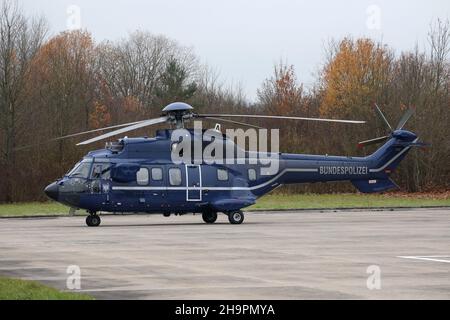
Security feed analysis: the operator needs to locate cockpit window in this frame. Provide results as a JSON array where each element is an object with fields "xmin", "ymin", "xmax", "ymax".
[
  {"xmin": 91, "ymin": 163, "xmax": 111, "ymax": 179},
  {"xmin": 68, "ymin": 162, "xmax": 91, "ymax": 179},
  {"xmin": 66, "ymin": 162, "xmax": 80, "ymax": 176}
]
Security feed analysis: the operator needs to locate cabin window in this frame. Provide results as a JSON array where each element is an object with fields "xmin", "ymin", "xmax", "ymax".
[
  {"xmin": 169, "ymin": 168, "xmax": 182, "ymax": 186},
  {"xmin": 136, "ymin": 168, "xmax": 149, "ymax": 185},
  {"xmin": 217, "ymin": 168, "xmax": 228, "ymax": 181},
  {"xmin": 151, "ymin": 167, "xmax": 163, "ymax": 181},
  {"xmin": 248, "ymin": 168, "xmax": 257, "ymax": 181}
]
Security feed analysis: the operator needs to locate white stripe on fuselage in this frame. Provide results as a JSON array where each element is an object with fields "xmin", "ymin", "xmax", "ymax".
[{"xmin": 369, "ymin": 138, "xmax": 418, "ymax": 173}]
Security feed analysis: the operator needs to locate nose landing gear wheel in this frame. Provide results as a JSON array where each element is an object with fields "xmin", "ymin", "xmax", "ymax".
[
  {"xmin": 228, "ymin": 210, "xmax": 244, "ymax": 224},
  {"xmin": 202, "ymin": 211, "xmax": 218, "ymax": 224},
  {"xmin": 86, "ymin": 214, "xmax": 101, "ymax": 227}
]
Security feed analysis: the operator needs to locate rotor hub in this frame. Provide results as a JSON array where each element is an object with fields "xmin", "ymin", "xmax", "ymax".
[{"xmin": 162, "ymin": 102, "xmax": 195, "ymax": 128}]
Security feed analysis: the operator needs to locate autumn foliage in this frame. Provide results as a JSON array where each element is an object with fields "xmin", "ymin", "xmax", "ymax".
[
  {"xmin": 320, "ymin": 38, "xmax": 392, "ymax": 119},
  {"xmin": 0, "ymin": 2, "xmax": 448, "ymax": 202}
]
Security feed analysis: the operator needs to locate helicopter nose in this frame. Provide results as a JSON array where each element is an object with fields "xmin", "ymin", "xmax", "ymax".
[{"xmin": 44, "ymin": 182, "xmax": 59, "ymax": 201}]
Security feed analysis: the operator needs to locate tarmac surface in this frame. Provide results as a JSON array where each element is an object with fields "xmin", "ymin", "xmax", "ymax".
[{"xmin": 0, "ymin": 208, "xmax": 449, "ymax": 299}]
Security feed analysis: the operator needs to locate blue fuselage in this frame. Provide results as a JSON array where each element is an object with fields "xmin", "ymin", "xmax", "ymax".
[{"xmin": 45, "ymin": 129, "xmax": 418, "ymax": 214}]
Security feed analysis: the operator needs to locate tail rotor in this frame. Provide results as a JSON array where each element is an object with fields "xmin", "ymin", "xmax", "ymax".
[
  {"xmin": 357, "ymin": 103, "xmax": 415, "ymax": 148},
  {"xmin": 395, "ymin": 105, "xmax": 415, "ymax": 130}
]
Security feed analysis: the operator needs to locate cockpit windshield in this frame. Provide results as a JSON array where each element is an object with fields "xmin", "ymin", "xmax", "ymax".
[{"xmin": 67, "ymin": 160, "xmax": 92, "ymax": 178}]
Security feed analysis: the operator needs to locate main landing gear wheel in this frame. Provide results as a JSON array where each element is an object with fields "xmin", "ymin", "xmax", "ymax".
[
  {"xmin": 202, "ymin": 211, "xmax": 218, "ymax": 224},
  {"xmin": 228, "ymin": 210, "xmax": 244, "ymax": 224},
  {"xmin": 86, "ymin": 214, "xmax": 101, "ymax": 227}
]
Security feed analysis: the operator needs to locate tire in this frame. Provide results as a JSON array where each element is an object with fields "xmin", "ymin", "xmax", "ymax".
[
  {"xmin": 202, "ymin": 211, "xmax": 218, "ymax": 224},
  {"xmin": 228, "ymin": 210, "xmax": 244, "ymax": 224},
  {"xmin": 86, "ymin": 214, "xmax": 101, "ymax": 227}
]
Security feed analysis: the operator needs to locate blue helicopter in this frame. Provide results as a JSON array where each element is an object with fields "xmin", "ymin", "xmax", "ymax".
[{"xmin": 44, "ymin": 102, "xmax": 425, "ymax": 226}]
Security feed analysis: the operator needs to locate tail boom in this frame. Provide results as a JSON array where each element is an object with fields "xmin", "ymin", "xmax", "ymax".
[{"xmin": 274, "ymin": 132, "xmax": 419, "ymax": 194}]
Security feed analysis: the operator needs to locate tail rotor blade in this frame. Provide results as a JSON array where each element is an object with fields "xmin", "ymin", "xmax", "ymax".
[
  {"xmin": 373, "ymin": 103, "xmax": 393, "ymax": 131},
  {"xmin": 396, "ymin": 106, "xmax": 415, "ymax": 130},
  {"xmin": 357, "ymin": 135, "xmax": 390, "ymax": 148}
]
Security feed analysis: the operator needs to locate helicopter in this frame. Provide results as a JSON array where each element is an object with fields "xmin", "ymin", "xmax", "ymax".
[{"xmin": 44, "ymin": 102, "xmax": 426, "ymax": 226}]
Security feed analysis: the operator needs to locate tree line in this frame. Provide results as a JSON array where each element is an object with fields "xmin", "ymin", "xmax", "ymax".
[{"xmin": 0, "ymin": 1, "xmax": 448, "ymax": 202}]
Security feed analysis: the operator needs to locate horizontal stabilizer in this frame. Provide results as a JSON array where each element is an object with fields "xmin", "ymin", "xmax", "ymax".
[{"xmin": 351, "ymin": 178, "xmax": 399, "ymax": 193}]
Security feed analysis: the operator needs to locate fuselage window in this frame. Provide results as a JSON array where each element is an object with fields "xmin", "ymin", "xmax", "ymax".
[
  {"xmin": 92, "ymin": 165, "xmax": 101, "ymax": 179},
  {"xmin": 169, "ymin": 168, "xmax": 182, "ymax": 186},
  {"xmin": 91, "ymin": 163, "xmax": 111, "ymax": 180},
  {"xmin": 217, "ymin": 168, "xmax": 228, "ymax": 181},
  {"xmin": 151, "ymin": 167, "xmax": 163, "ymax": 181},
  {"xmin": 136, "ymin": 168, "xmax": 149, "ymax": 185},
  {"xmin": 248, "ymin": 168, "xmax": 257, "ymax": 181}
]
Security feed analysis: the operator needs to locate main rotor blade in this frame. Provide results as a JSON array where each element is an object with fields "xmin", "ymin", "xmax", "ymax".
[
  {"xmin": 76, "ymin": 116, "xmax": 168, "ymax": 145},
  {"xmin": 357, "ymin": 135, "xmax": 389, "ymax": 148},
  {"xmin": 198, "ymin": 114, "xmax": 365, "ymax": 124},
  {"xmin": 198, "ymin": 116, "xmax": 263, "ymax": 129},
  {"xmin": 14, "ymin": 120, "xmax": 148, "ymax": 151},
  {"xmin": 396, "ymin": 106, "xmax": 415, "ymax": 130},
  {"xmin": 53, "ymin": 120, "xmax": 147, "ymax": 141},
  {"xmin": 373, "ymin": 103, "xmax": 393, "ymax": 131}
]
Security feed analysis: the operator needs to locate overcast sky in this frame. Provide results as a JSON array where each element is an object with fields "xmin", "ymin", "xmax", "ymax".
[{"xmin": 20, "ymin": 0, "xmax": 450, "ymax": 101}]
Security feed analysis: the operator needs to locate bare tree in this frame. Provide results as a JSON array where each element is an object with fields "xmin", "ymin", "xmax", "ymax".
[
  {"xmin": 96, "ymin": 31, "xmax": 198, "ymax": 119},
  {"xmin": 0, "ymin": 0, "xmax": 47, "ymax": 201}
]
